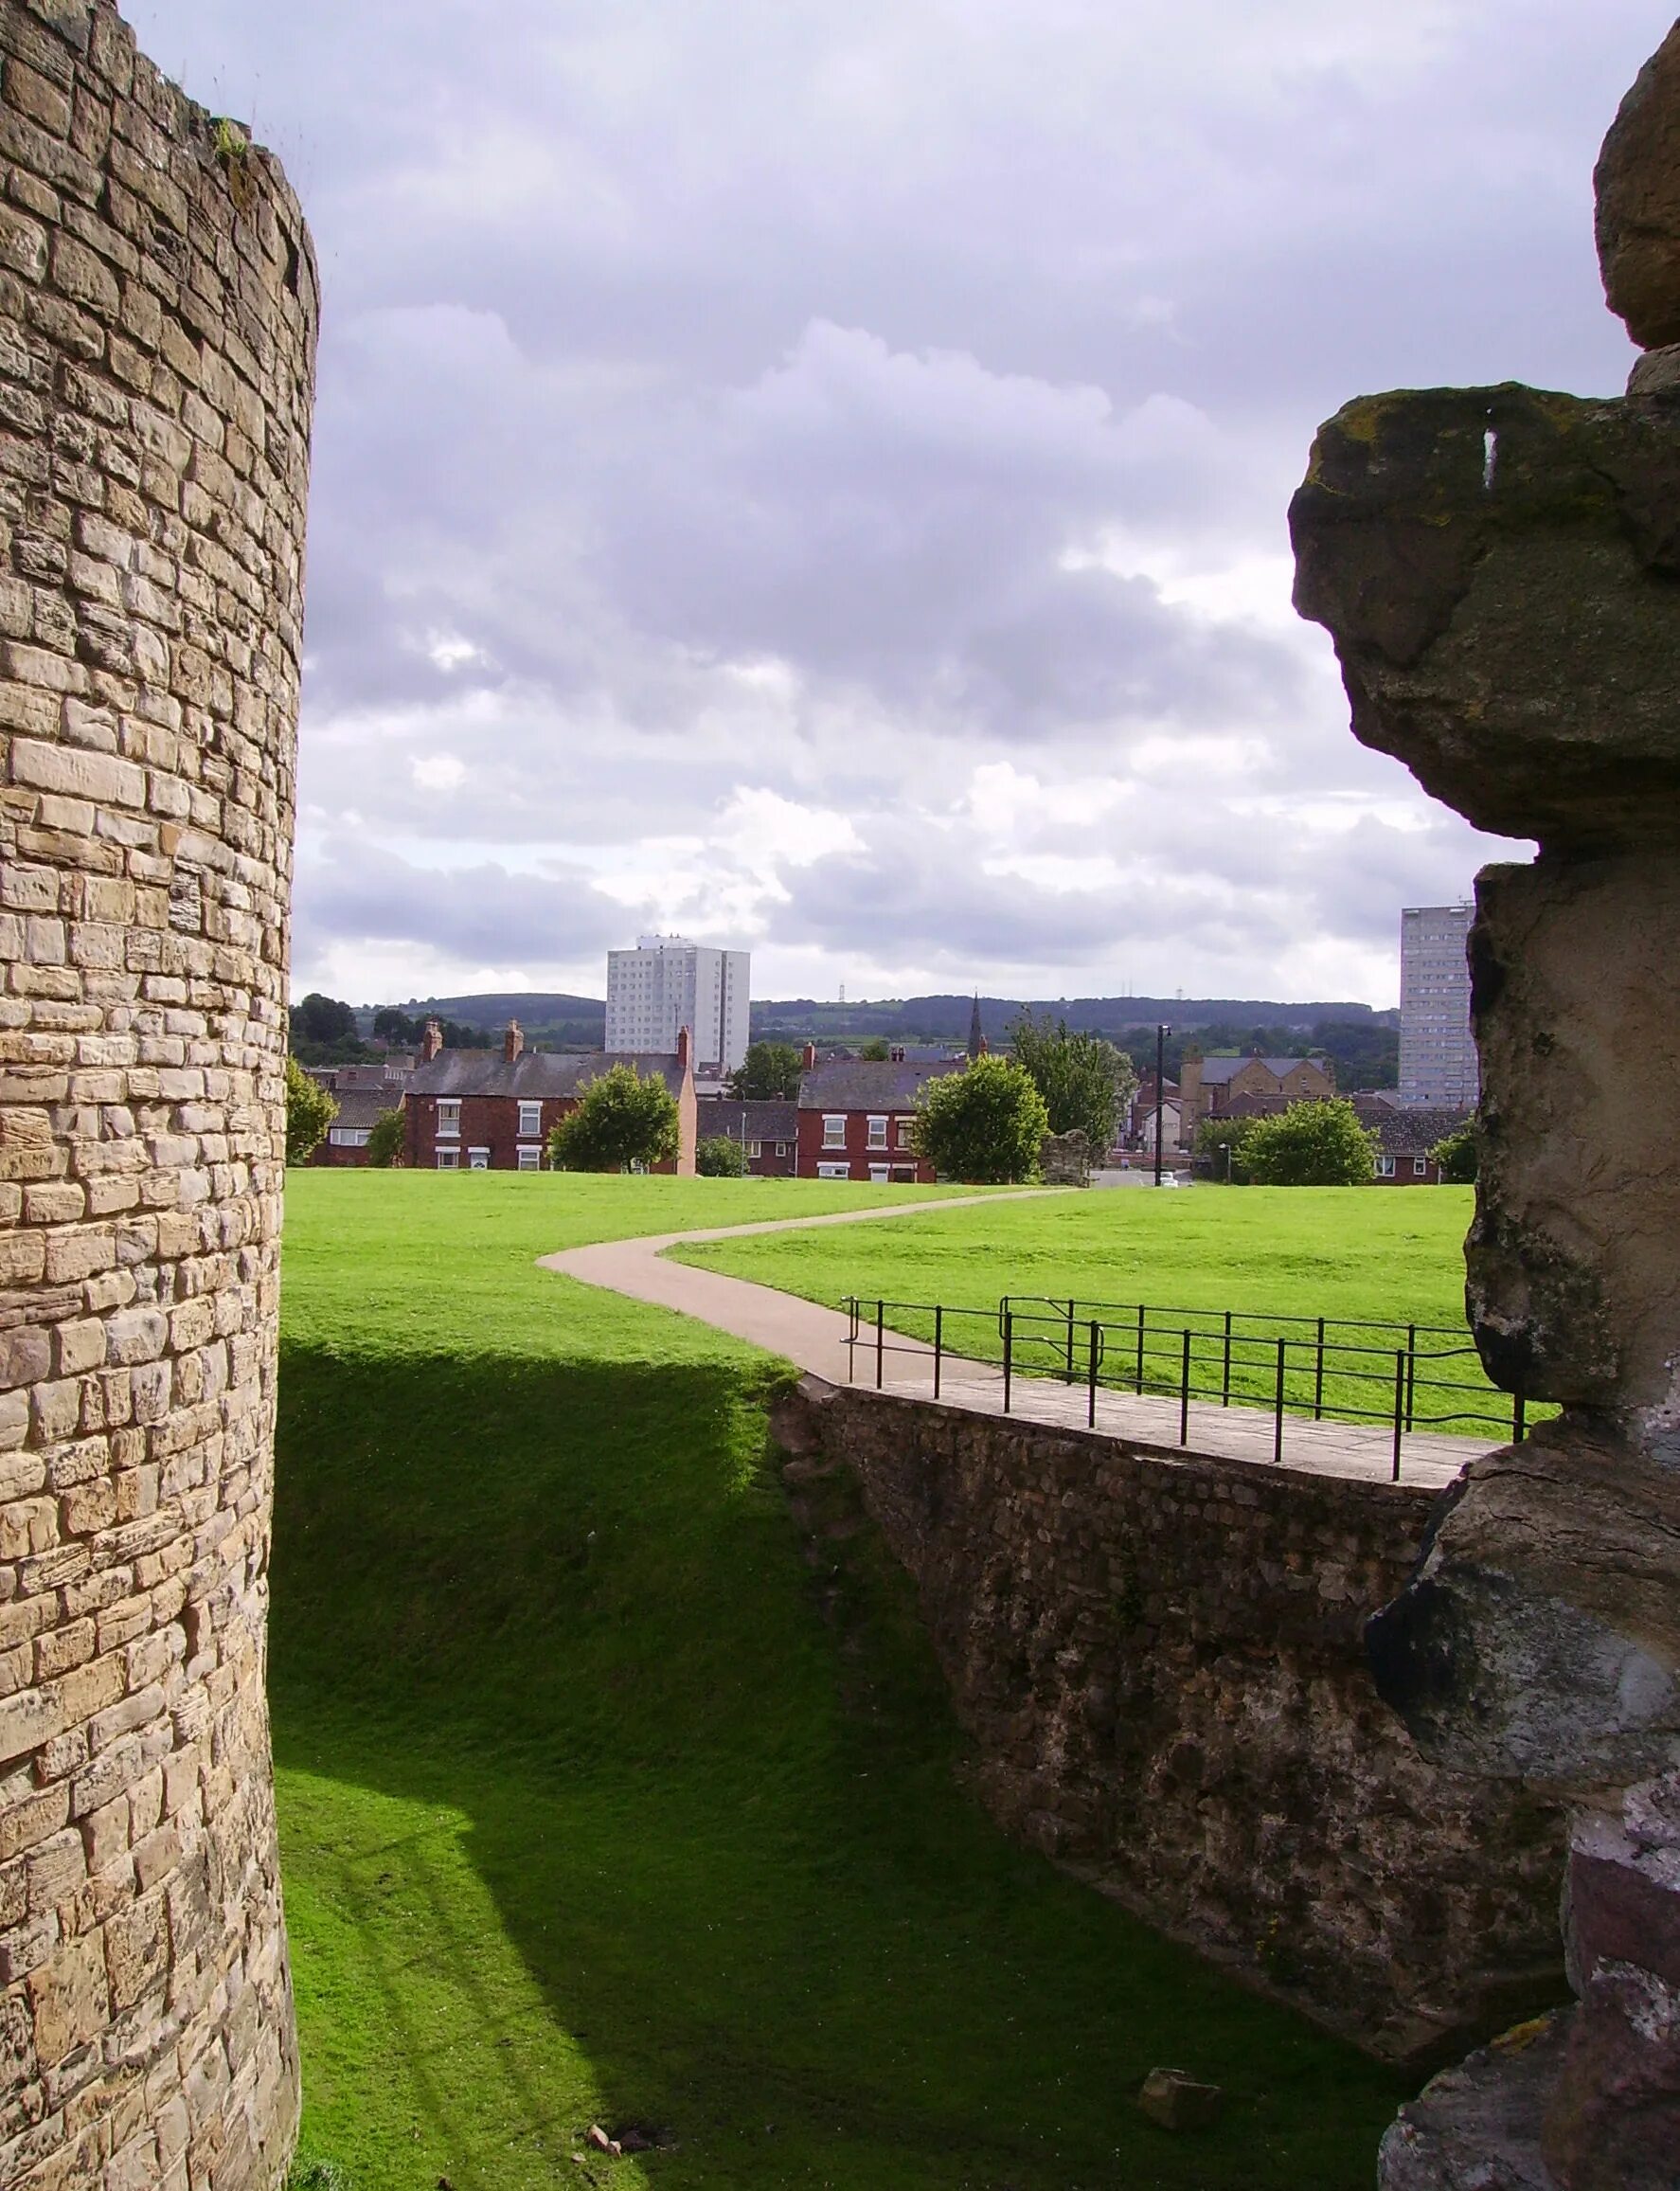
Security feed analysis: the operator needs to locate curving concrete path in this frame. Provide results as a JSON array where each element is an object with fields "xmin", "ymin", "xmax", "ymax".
[{"xmin": 540, "ymin": 1194, "xmax": 1498, "ymax": 1490}]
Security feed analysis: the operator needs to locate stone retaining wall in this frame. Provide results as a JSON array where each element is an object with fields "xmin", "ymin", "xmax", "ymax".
[
  {"xmin": 0, "ymin": 4, "xmax": 315, "ymax": 2185},
  {"xmin": 773, "ymin": 1377, "xmax": 1564, "ymax": 2065}
]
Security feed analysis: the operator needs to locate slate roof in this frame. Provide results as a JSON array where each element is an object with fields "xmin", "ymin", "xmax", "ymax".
[
  {"xmin": 406, "ymin": 1050, "xmax": 688, "ymax": 1099},
  {"xmin": 327, "ymin": 1086, "xmax": 394, "ymax": 1132},
  {"xmin": 797, "ymin": 1057, "xmax": 964, "ymax": 1110},
  {"xmin": 694, "ymin": 1098, "xmax": 797, "ymax": 1141},
  {"xmin": 1195, "ymin": 1054, "xmax": 1329, "ymax": 1084},
  {"xmin": 1350, "ymin": 1099, "xmax": 1473, "ymax": 1156}
]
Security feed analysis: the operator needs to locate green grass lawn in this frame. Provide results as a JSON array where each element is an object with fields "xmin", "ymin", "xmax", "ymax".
[
  {"xmin": 276, "ymin": 1170, "xmax": 1414, "ymax": 2190},
  {"xmin": 668, "ymin": 1184, "xmax": 1526, "ymax": 1436}
]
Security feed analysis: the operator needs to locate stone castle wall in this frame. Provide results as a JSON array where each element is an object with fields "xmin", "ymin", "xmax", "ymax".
[
  {"xmin": 774, "ymin": 1378, "xmax": 1564, "ymax": 2065},
  {"xmin": 0, "ymin": 4, "xmax": 316, "ymax": 2186}
]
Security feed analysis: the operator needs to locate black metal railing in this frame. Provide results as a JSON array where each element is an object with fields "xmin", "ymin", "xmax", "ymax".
[{"xmin": 840, "ymin": 1292, "xmax": 1529, "ymax": 1482}]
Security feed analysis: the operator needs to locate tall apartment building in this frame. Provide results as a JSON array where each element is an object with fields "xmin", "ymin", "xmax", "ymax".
[
  {"xmin": 605, "ymin": 935, "xmax": 751, "ymax": 1083},
  {"xmin": 1398, "ymin": 903, "xmax": 1479, "ymax": 1108}
]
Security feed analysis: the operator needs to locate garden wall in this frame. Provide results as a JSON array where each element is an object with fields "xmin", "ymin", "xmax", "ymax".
[
  {"xmin": 0, "ymin": 4, "xmax": 316, "ymax": 2185},
  {"xmin": 772, "ymin": 1377, "xmax": 1564, "ymax": 2066}
]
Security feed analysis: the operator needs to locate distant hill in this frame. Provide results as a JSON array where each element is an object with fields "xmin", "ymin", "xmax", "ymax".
[{"xmin": 359, "ymin": 989, "xmax": 1395, "ymax": 1054}]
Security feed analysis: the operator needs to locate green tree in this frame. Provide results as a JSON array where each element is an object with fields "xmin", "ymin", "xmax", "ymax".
[
  {"xmin": 696, "ymin": 1135, "xmax": 746, "ymax": 1177},
  {"xmin": 858, "ymin": 1037, "xmax": 890, "ymax": 1061},
  {"xmin": 1193, "ymin": 1113, "xmax": 1261, "ymax": 1183},
  {"xmin": 365, "ymin": 1107, "xmax": 406, "ymax": 1168},
  {"xmin": 1009, "ymin": 1010, "xmax": 1136, "ymax": 1152},
  {"xmin": 372, "ymin": 1007, "xmax": 420, "ymax": 1046},
  {"xmin": 284, "ymin": 1055, "xmax": 336, "ymax": 1164},
  {"xmin": 291, "ymin": 993, "xmax": 358, "ymax": 1047},
  {"xmin": 727, "ymin": 1041, "xmax": 805, "ymax": 1100},
  {"xmin": 911, "ymin": 1056, "xmax": 1049, "ymax": 1184},
  {"xmin": 1429, "ymin": 1119, "xmax": 1478, "ymax": 1183},
  {"xmin": 1242, "ymin": 1098, "xmax": 1378, "ymax": 1187},
  {"xmin": 548, "ymin": 1065, "xmax": 680, "ymax": 1173}
]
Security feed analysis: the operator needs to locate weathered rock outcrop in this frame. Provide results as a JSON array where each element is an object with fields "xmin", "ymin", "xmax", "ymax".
[
  {"xmin": 0, "ymin": 4, "xmax": 316, "ymax": 2185},
  {"xmin": 1290, "ymin": 27, "xmax": 1680, "ymax": 2189}
]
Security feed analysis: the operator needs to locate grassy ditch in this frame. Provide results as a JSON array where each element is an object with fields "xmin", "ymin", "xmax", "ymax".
[{"xmin": 277, "ymin": 1172, "xmax": 1410, "ymax": 2188}]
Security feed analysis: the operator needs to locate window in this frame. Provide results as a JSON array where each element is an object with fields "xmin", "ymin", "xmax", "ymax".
[
  {"xmin": 822, "ymin": 1114, "xmax": 846, "ymax": 1148},
  {"xmin": 748, "ymin": 1140, "xmax": 762, "ymax": 1158},
  {"xmin": 518, "ymin": 1102, "xmax": 542, "ymax": 1139},
  {"xmin": 895, "ymin": 1118, "xmax": 913, "ymax": 1148},
  {"xmin": 468, "ymin": 1147, "xmax": 490, "ymax": 1171},
  {"xmin": 890, "ymin": 1165, "xmax": 916, "ymax": 1183},
  {"xmin": 867, "ymin": 1115, "xmax": 887, "ymax": 1149},
  {"xmin": 436, "ymin": 1149, "xmax": 458, "ymax": 1171},
  {"xmin": 817, "ymin": 1162, "xmax": 849, "ymax": 1179},
  {"xmin": 437, "ymin": 1100, "xmax": 460, "ymax": 1139},
  {"xmin": 1414, "ymin": 1156, "xmax": 1429, "ymax": 1176},
  {"xmin": 328, "ymin": 1127, "xmax": 370, "ymax": 1147},
  {"xmin": 868, "ymin": 1164, "xmax": 889, "ymax": 1184},
  {"xmin": 518, "ymin": 1146, "xmax": 541, "ymax": 1172},
  {"xmin": 776, "ymin": 1141, "xmax": 788, "ymax": 1158},
  {"xmin": 1375, "ymin": 1155, "xmax": 1397, "ymax": 1177}
]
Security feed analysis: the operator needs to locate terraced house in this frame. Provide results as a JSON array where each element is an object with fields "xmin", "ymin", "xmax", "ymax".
[
  {"xmin": 795, "ymin": 1049, "xmax": 961, "ymax": 1181},
  {"xmin": 403, "ymin": 1020, "xmax": 698, "ymax": 1173}
]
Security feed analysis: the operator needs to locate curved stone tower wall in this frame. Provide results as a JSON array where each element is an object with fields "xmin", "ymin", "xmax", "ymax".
[{"xmin": 0, "ymin": 5, "xmax": 315, "ymax": 2186}]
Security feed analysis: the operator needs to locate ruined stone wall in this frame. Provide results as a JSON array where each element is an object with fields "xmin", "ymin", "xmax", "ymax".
[
  {"xmin": 0, "ymin": 4, "xmax": 316, "ymax": 2185},
  {"xmin": 773, "ymin": 1378, "xmax": 1564, "ymax": 2066}
]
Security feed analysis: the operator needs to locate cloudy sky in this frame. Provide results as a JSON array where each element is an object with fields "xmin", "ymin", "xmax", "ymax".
[{"xmin": 133, "ymin": 1, "xmax": 1648, "ymax": 1008}]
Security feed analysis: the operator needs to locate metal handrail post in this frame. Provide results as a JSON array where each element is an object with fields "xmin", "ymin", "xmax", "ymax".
[
  {"xmin": 1405, "ymin": 1323, "xmax": 1418, "ymax": 1431},
  {"xmin": 1135, "ymin": 1303, "xmax": 1145, "ymax": 1394},
  {"xmin": 1392, "ymin": 1351, "xmax": 1406, "ymax": 1481},
  {"xmin": 1273, "ymin": 1338, "xmax": 1286, "ymax": 1465},
  {"xmin": 934, "ymin": 1304, "xmax": 942, "ymax": 1401},
  {"xmin": 1003, "ymin": 1311, "xmax": 1013, "ymax": 1414},
  {"xmin": 1179, "ymin": 1329, "xmax": 1191, "ymax": 1446},
  {"xmin": 1314, "ymin": 1317, "xmax": 1326, "ymax": 1420},
  {"xmin": 1087, "ymin": 1320, "xmax": 1099, "ymax": 1429},
  {"xmin": 875, "ymin": 1300, "xmax": 885, "ymax": 1391},
  {"xmin": 1222, "ymin": 1311, "xmax": 1232, "ymax": 1407},
  {"xmin": 1064, "ymin": 1298, "xmax": 1075, "ymax": 1385}
]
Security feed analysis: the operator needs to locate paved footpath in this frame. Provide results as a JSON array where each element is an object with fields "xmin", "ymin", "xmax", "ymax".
[{"xmin": 540, "ymin": 1194, "xmax": 1496, "ymax": 1491}]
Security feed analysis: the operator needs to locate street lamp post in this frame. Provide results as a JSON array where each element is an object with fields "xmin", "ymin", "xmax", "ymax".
[{"xmin": 1153, "ymin": 1023, "xmax": 1171, "ymax": 1186}]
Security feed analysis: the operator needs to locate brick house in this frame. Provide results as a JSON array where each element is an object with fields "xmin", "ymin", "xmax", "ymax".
[
  {"xmin": 310, "ymin": 1085, "xmax": 395, "ymax": 1168},
  {"xmin": 1351, "ymin": 1099, "xmax": 1472, "ymax": 1184},
  {"xmin": 694, "ymin": 1097, "xmax": 798, "ymax": 1176},
  {"xmin": 403, "ymin": 1021, "xmax": 697, "ymax": 1174},
  {"xmin": 1178, "ymin": 1050, "xmax": 1335, "ymax": 1127},
  {"xmin": 795, "ymin": 1050, "xmax": 962, "ymax": 1181}
]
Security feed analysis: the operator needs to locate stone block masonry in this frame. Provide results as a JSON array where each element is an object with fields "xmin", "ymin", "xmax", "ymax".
[
  {"xmin": 0, "ymin": 4, "xmax": 316, "ymax": 2187},
  {"xmin": 773, "ymin": 1379, "xmax": 1564, "ymax": 2066}
]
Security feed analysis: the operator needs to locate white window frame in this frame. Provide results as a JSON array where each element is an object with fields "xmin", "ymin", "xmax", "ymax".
[
  {"xmin": 866, "ymin": 1115, "xmax": 888, "ymax": 1149},
  {"xmin": 1375, "ymin": 1154, "xmax": 1397, "ymax": 1177},
  {"xmin": 1413, "ymin": 1155, "xmax": 1429, "ymax": 1176},
  {"xmin": 817, "ymin": 1161, "xmax": 849, "ymax": 1179},
  {"xmin": 867, "ymin": 1163, "xmax": 889, "ymax": 1184},
  {"xmin": 436, "ymin": 1149, "xmax": 458, "ymax": 1171},
  {"xmin": 517, "ymin": 1145, "xmax": 541, "ymax": 1172},
  {"xmin": 437, "ymin": 1099, "xmax": 460, "ymax": 1139},
  {"xmin": 821, "ymin": 1114, "xmax": 846, "ymax": 1148},
  {"xmin": 776, "ymin": 1141, "xmax": 788, "ymax": 1158},
  {"xmin": 748, "ymin": 1139, "xmax": 762, "ymax": 1158},
  {"xmin": 468, "ymin": 1146, "xmax": 491, "ymax": 1171},
  {"xmin": 890, "ymin": 1164, "xmax": 917, "ymax": 1183},
  {"xmin": 518, "ymin": 1101, "xmax": 543, "ymax": 1139},
  {"xmin": 328, "ymin": 1127, "xmax": 371, "ymax": 1147}
]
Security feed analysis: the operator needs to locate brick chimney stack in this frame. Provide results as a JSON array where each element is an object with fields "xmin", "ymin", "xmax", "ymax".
[
  {"xmin": 802, "ymin": 1042, "xmax": 817, "ymax": 1070},
  {"xmin": 504, "ymin": 1019, "xmax": 524, "ymax": 1062},
  {"xmin": 420, "ymin": 1018, "xmax": 443, "ymax": 1062},
  {"xmin": 676, "ymin": 1026, "xmax": 690, "ymax": 1073}
]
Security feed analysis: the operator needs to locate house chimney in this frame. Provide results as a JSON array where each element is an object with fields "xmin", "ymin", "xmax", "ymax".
[
  {"xmin": 420, "ymin": 1018, "xmax": 443, "ymax": 1062},
  {"xmin": 802, "ymin": 1042, "xmax": 816, "ymax": 1070},
  {"xmin": 504, "ymin": 1018, "xmax": 524, "ymax": 1062},
  {"xmin": 889, "ymin": 1044, "xmax": 905, "ymax": 1063}
]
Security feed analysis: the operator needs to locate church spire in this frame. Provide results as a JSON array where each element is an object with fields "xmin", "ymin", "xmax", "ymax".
[{"xmin": 968, "ymin": 993, "xmax": 985, "ymax": 1060}]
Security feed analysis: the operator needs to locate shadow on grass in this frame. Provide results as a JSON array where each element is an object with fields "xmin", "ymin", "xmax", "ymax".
[{"xmin": 272, "ymin": 1343, "xmax": 1408, "ymax": 2191}]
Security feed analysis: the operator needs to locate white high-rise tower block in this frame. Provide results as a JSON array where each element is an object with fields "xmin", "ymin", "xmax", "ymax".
[
  {"xmin": 605, "ymin": 934, "xmax": 751, "ymax": 1080},
  {"xmin": 1398, "ymin": 903, "xmax": 1479, "ymax": 1108}
]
